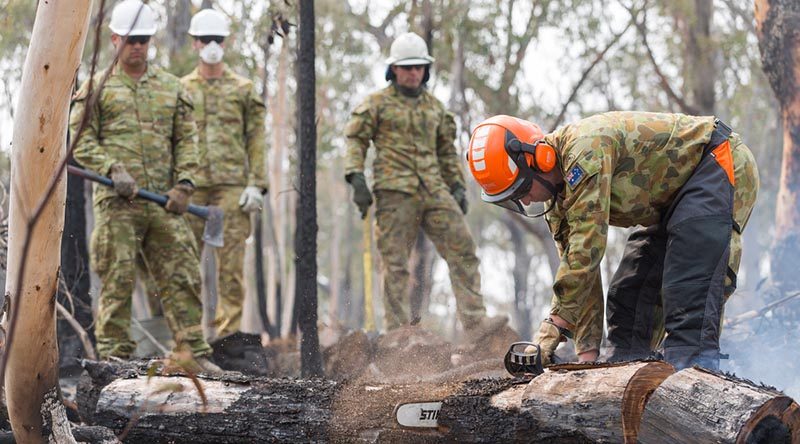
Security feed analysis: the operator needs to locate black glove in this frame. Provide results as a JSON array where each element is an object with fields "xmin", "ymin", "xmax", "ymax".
[
  {"xmin": 346, "ymin": 172, "xmax": 373, "ymax": 219},
  {"xmin": 450, "ymin": 183, "xmax": 468, "ymax": 215}
]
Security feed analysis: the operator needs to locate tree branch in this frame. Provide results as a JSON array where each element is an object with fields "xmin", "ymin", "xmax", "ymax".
[
  {"xmin": 630, "ymin": 7, "xmax": 700, "ymax": 115},
  {"xmin": 56, "ymin": 301, "xmax": 96, "ymax": 361},
  {"xmin": 345, "ymin": 0, "xmax": 406, "ymax": 51},
  {"xmin": 550, "ymin": 19, "xmax": 633, "ymax": 131}
]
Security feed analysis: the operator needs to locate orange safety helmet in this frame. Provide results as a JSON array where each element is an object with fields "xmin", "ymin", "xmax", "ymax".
[{"xmin": 466, "ymin": 115, "xmax": 557, "ymax": 216}]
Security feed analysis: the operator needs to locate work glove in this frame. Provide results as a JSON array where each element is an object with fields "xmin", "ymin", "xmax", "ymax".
[
  {"xmin": 526, "ymin": 318, "xmax": 568, "ymax": 365},
  {"xmin": 346, "ymin": 172, "xmax": 373, "ymax": 219},
  {"xmin": 239, "ymin": 186, "xmax": 264, "ymax": 213},
  {"xmin": 450, "ymin": 183, "xmax": 468, "ymax": 214},
  {"xmin": 165, "ymin": 181, "xmax": 194, "ymax": 214},
  {"xmin": 109, "ymin": 164, "xmax": 137, "ymax": 199}
]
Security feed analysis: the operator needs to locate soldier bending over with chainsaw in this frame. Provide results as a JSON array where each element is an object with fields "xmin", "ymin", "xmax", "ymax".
[{"xmin": 466, "ymin": 112, "xmax": 758, "ymax": 370}]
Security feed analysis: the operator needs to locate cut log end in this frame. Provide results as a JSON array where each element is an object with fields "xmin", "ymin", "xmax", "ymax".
[
  {"xmin": 640, "ymin": 367, "xmax": 796, "ymax": 444},
  {"xmin": 622, "ymin": 361, "xmax": 675, "ymax": 443},
  {"xmin": 736, "ymin": 397, "xmax": 794, "ymax": 444},
  {"xmin": 780, "ymin": 402, "xmax": 800, "ymax": 444}
]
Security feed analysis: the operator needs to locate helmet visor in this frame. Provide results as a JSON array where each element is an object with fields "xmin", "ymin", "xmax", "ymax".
[
  {"xmin": 486, "ymin": 196, "xmax": 552, "ymax": 218},
  {"xmin": 479, "ymin": 130, "xmax": 556, "ymax": 218}
]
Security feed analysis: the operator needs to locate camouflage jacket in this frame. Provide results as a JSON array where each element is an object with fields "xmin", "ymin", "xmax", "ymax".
[
  {"xmin": 344, "ymin": 84, "xmax": 465, "ymax": 194},
  {"xmin": 542, "ymin": 111, "xmax": 719, "ymax": 353},
  {"xmin": 71, "ymin": 64, "xmax": 199, "ymax": 205},
  {"xmin": 181, "ymin": 66, "xmax": 267, "ymax": 189}
]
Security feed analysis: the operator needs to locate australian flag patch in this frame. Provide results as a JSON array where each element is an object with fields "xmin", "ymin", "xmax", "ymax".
[{"xmin": 565, "ymin": 164, "xmax": 586, "ymax": 189}]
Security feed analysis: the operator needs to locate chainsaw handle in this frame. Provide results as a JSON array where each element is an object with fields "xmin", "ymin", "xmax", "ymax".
[{"xmin": 67, "ymin": 165, "xmax": 209, "ymax": 220}]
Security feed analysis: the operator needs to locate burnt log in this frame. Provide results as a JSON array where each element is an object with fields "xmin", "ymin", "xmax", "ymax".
[
  {"xmin": 77, "ymin": 359, "xmax": 456, "ymax": 443},
  {"xmin": 78, "ymin": 360, "xmax": 798, "ymax": 443},
  {"xmin": 437, "ymin": 361, "xmax": 674, "ymax": 443},
  {"xmin": 638, "ymin": 367, "xmax": 795, "ymax": 443}
]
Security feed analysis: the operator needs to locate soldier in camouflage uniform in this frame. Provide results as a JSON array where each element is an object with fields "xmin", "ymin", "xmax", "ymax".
[
  {"xmin": 71, "ymin": 0, "xmax": 219, "ymax": 372},
  {"xmin": 181, "ymin": 9, "xmax": 267, "ymax": 341},
  {"xmin": 466, "ymin": 112, "xmax": 758, "ymax": 370},
  {"xmin": 345, "ymin": 33, "xmax": 505, "ymax": 334}
]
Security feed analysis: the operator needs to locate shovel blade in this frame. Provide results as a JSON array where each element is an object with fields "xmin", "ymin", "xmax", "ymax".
[{"xmin": 202, "ymin": 205, "xmax": 225, "ymax": 248}]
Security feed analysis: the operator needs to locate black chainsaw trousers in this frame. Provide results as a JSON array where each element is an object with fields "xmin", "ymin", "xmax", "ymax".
[{"xmin": 604, "ymin": 131, "xmax": 735, "ymax": 371}]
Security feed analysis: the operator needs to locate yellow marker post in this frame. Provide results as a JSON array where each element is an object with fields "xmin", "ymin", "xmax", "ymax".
[{"xmin": 363, "ymin": 210, "xmax": 376, "ymax": 332}]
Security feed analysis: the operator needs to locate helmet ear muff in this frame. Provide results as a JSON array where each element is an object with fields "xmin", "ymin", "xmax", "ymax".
[
  {"xmin": 532, "ymin": 143, "xmax": 556, "ymax": 173},
  {"xmin": 506, "ymin": 131, "xmax": 556, "ymax": 174}
]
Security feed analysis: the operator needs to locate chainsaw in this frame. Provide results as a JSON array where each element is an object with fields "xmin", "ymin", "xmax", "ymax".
[
  {"xmin": 503, "ymin": 341, "xmax": 546, "ymax": 378},
  {"xmin": 394, "ymin": 342, "xmax": 545, "ymax": 428}
]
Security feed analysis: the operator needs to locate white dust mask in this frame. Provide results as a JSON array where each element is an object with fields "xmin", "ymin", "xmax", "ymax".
[{"xmin": 199, "ymin": 41, "xmax": 224, "ymax": 64}]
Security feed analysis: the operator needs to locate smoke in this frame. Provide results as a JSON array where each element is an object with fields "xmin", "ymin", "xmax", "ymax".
[{"xmin": 721, "ymin": 290, "xmax": 800, "ymax": 400}]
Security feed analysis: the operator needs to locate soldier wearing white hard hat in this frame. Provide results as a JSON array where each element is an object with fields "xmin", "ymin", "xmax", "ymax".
[{"xmin": 181, "ymin": 9, "xmax": 269, "ymax": 368}]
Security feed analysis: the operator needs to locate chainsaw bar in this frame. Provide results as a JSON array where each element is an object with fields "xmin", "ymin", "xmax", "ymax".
[{"xmin": 394, "ymin": 401, "xmax": 442, "ymax": 428}]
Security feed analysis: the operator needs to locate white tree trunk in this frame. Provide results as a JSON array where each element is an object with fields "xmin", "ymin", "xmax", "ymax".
[{"xmin": 4, "ymin": 1, "xmax": 92, "ymax": 442}]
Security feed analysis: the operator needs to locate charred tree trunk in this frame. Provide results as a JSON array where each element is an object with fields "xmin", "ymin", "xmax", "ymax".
[
  {"xmin": 755, "ymin": 0, "xmax": 800, "ymax": 293},
  {"xmin": 294, "ymin": 0, "xmax": 322, "ymax": 377},
  {"xmin": 3, "ymin": 1, "xmax": 92, "ymax": 442},
  {"xmin": 58, "ymin": 155, "xmax": 94, "ymax": 374}
]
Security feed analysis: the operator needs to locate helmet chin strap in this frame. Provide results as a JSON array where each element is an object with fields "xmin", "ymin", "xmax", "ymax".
[{"xmin": 524, "ymin": 173, "xmax": 564, "ymax": 218}]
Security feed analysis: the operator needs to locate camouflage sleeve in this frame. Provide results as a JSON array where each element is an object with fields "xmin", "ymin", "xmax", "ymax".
[
  {"xmin": 551, "ymin": 172, "xmax": 611, "ymax": 354},
  {"xmin": 436, "ymin": 110, "xmax": 465, "ymax": 189},
  {"xmin": 70, "ymin": 81, "xmax": 117, "ymax": 175},
  {"xmin": 546, "ymin": 212, "xmax": 604, "ymax": 354},
  {"xmin": 172, "ymin": 85, "xmax": 200, "ymax": 185},
  {"xmin": 244, "ymin": 84, "xmax": 268, "ymax": 190},
  {"xmin": 344, "ymin": 99, "xmax": 377, "ymax": 176}
]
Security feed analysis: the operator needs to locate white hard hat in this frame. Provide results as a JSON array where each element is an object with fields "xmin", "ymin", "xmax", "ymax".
[
  {"xmin": 385, "ymin": 32, "xmax": 435, "ymax": 66},
  {"xmin": 188, "ymin": 9, "xmax": 230, "ymax": 37},
  {"xmin": 109, "ymin": 0, "xmax": 158, "ymax": 36}
]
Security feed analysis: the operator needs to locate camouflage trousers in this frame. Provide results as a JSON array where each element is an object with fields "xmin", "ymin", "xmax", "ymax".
[
  {"xmin": 604, "ymin": 133, "xmax": 759, "ymax": 369},
  {"xmin": 374, "ymin": 187, "xmax": 485, "ymax": 330},
  {"xmin": 90, "ymin": 198, "xmax": 211, "ymax": 359},
  {"xmin": 189, "ymin": 185, "xmax": 251, "ymax": 339}
]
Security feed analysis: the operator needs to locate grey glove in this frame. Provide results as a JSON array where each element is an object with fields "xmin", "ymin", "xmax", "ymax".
[
  {"xmin": 165, "ymin": 181, "xmax": 194, "ymax": 214},
  {"xmin": 109, "ymin": 164, "xmax": 137, "ymax": 199},
  {"xmin": 450, "ymin": 183, "xmax": 468, "ymax": 215},
  {"xmin": 346, "ymin": 172, "xmax": 373, "ymax": 219}
]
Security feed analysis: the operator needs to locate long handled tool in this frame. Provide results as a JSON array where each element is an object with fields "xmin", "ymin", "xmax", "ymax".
[
  {"xmin": 67, "ymin": 165, "xmax": 224, "ymax": 247},
  {"xmin": 363, "ymin": 209, "xmax": 375, "ymax": 333}
]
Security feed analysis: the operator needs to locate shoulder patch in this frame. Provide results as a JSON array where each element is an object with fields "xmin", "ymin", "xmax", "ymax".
[{"xmin": 565, "ymin": 164, "xmax": 586, "ymax": 189}]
